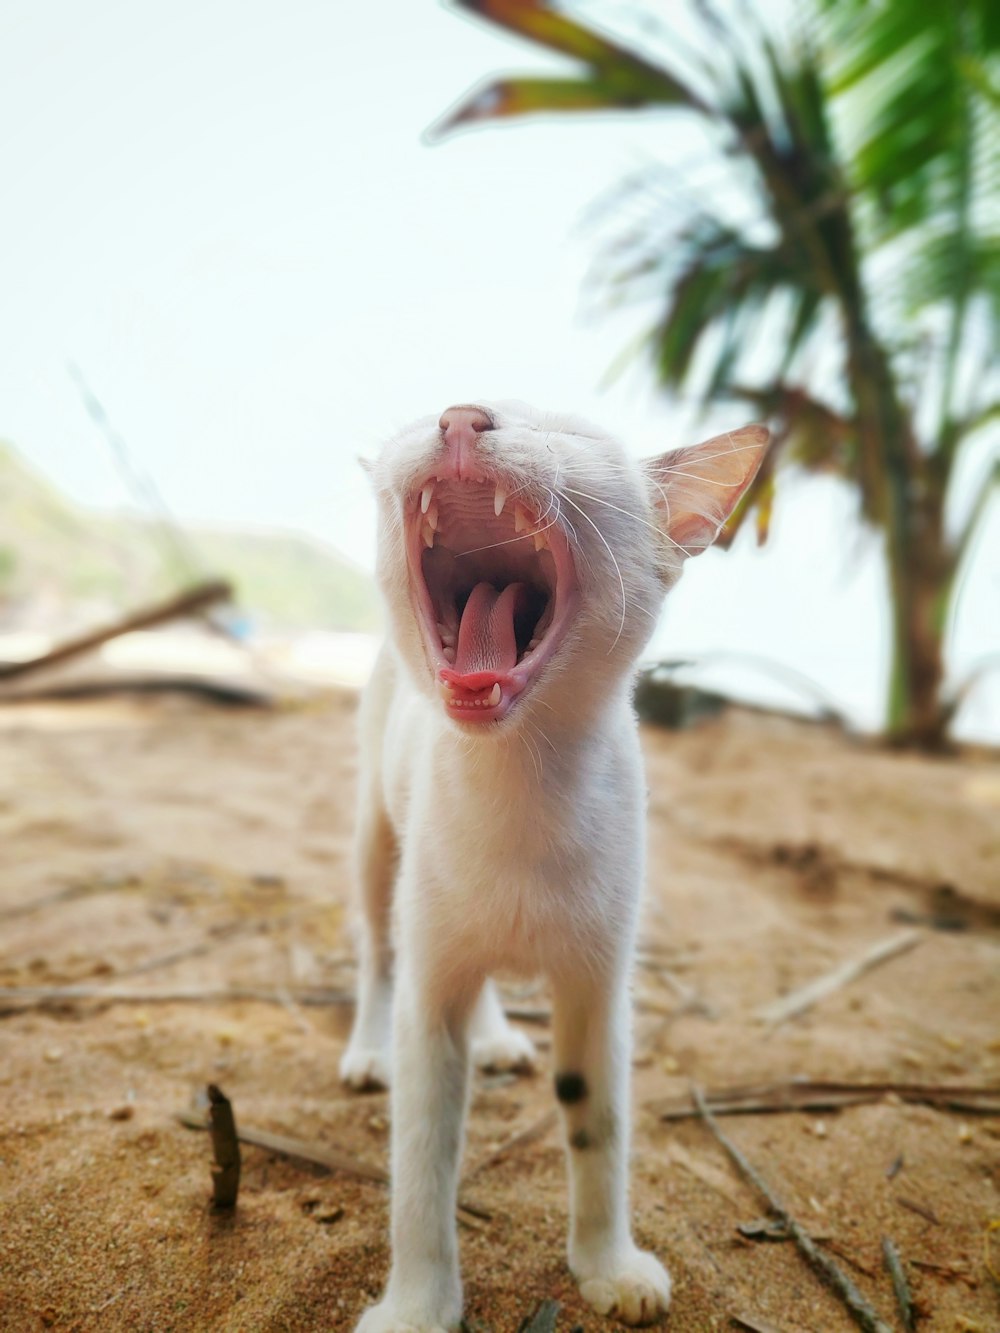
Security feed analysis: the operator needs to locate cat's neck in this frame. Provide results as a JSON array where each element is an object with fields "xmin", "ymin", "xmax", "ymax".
[{"xmin": 423, "ymin": 671, "xmax": 636, "ymax": 794}]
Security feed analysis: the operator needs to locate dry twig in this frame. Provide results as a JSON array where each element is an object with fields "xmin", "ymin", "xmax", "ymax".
[
  {"xmin": 207, "ymin": 1084, "xmax": 240, "ymax": 1209},
  {"xmin": 177, "ymin": 1109, "xmax": 489, "ymax": 1229},
  {"xmin": 517, "ymin": 1300, "xmax": 560, "ymax": 1333},
  {"xmin": 692, "ymin": 1085, "xmax": 893, "ymax": 1333},
  {"xmin": 652, "ymin": 1079, "xmax": 1000, "ymax": 1120},
  {"xmin": 882, "ymin": 1237, "xmax": 915, "ymax": 1331},
  {"xmin": 0, "ymin": 984, "xmax": 355, "ymax": 1017},
  {"xmin": 729, "ymin": 1316, "xmax": 783, "ymax": 1333},
  {"xmin": 465, "ymin": 1108, "xmax": 559, "ymax": 1179},
  {"xmin": 896, "ymin": 1196, "xmax": 940, "ymax": 1226},
  {"xmin": 754, "ymin": 929, "xmax": 921, "ymax": 1028}
]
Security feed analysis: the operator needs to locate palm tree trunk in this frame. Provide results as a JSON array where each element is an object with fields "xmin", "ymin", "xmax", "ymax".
[
  {"xmin": 884, "ymin": 482, "xmax": 953, "ymax": 749},
  {"xmin": 840, "ymin": 304, "xmax": 952, "ymax": 749}
]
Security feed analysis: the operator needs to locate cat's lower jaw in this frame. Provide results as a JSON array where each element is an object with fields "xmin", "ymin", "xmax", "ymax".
[{"xmin": 572, "ymin": 1246, "xmax": 672, "ymax": 1327}]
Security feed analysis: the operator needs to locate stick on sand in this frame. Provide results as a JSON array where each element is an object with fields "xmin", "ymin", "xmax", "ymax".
[
  {"xmin": 754, "ymin": 930, "xmax": 921, "ymax": 1028},
  {"xmin": 692, "ymin": 1085, "xmax": 893, "ymax": 1333}
]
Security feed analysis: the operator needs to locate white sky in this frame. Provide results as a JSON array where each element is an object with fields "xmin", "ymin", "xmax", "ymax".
[{"xmin": 1, "ymin": 0, "xmax": 997, "ymax": 739}]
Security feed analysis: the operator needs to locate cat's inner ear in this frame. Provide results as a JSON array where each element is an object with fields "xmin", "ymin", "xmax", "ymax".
[{"xmin": 643, "ymin": 424, "xmax": 770, "ymax": 558}]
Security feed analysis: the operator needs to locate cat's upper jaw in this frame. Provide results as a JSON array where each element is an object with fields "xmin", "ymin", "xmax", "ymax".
[{"xmin": 364, "ymin": 400, "xmax": 770, "ymax": 738}]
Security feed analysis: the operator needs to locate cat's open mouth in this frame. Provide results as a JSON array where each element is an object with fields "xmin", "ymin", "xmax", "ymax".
[{"xmin": 405, "ymin": 473, "xmax": 579, "ymax": 724}]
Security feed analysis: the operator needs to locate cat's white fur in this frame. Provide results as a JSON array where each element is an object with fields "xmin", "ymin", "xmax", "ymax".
[{"xmin": 342, "ymin": 401, "xmax": 769, "ymax": 1331}]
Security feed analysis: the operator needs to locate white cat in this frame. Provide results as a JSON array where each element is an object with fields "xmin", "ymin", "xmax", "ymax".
[{"xmin": 342, "ymin": 402, "xmax": 769, "ymax": 1331}]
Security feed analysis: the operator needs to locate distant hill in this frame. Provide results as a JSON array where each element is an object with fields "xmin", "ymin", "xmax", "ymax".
[{"xmin": 0, "ymin": 441, "xmax": 380, "ymax": 633}]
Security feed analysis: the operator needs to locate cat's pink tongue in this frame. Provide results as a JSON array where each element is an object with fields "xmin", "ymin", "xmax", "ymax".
[{"xmin": 453, "ymin": 581, "xmax": 526, "ymax": 678}]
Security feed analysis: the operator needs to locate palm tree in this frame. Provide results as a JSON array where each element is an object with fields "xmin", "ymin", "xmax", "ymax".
[{"xmin": 434, "ymin": 0, "xmax": 1000, "ymax": 748}]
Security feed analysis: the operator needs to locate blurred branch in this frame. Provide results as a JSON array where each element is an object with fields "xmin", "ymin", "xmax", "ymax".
[{"xmin": 0, "ymin": 579, "xmax": 233, "ymax": 683}]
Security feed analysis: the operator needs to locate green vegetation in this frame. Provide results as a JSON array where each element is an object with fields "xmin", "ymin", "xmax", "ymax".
[
  {"xmin": 440, "ymin": 0, "xmax": 1000, "ymax": 748},
  {"xmin": 0, "ymin": 440, "xmax": 379, "ymax": 633}
]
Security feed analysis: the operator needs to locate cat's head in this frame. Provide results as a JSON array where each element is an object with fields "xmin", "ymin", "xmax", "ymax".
[{"xmin": 365, "ymin": 400, "xmax": 769, "ymax": 732}]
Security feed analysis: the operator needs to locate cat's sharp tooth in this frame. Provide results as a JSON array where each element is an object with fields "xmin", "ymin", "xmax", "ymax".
[
  {"xmin": 494, "ymin": 484, "xmax": 508, "ymax": 517},
  {"xmin": 533, "ymin": 529, "xmax": 548, "ymax": 552},
  {"xmin": 420, "ymin": 483, "xmax": 434, "ymax": 514},
  {"xmin": 488, "ymin": 683, "xmax": 501, "ymax": 707},
  {"xmin": 422, "ymin": 521, "xmax": 435, "ymax": 549},
  {"xmin": 514, "ymin": 505, "xmax": 529, "ymax": 534},
  {"xmin": 426, "ymin": 500, "xmax": 438, "ymax": 532}
]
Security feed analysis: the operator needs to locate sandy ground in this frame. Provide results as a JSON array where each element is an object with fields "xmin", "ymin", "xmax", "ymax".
[{"xmin": 0, "ymin": 692, "xmax": 998, "ymax": 1333}]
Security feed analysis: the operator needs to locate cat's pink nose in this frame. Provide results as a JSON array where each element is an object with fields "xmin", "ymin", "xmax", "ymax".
[{"xmin": 438, "ymin": 405, "xmax": 493, "ymax": 480}]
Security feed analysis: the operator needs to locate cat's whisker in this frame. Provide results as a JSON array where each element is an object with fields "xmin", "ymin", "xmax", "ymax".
[
  {"xmin": 560, "ymin": 484, "xmax": 690, "ymax": 558},
  {"xmin": 555, "ymin": 490, "xmax": 628, "ymax": 654}
]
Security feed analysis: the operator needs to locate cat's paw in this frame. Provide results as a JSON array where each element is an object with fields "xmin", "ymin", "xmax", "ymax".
[
  {"xmin": 576, "ymin": 1249, "xmax": 671, "ymax": 1326},
  {"xmin": 339, "ymin": 1044, "xmax": 391, "ymax": 1091},
  {"xmin": 472, "ymin": 1027, "xmax": 536, "ymax": 1074},
  {"xmin": 354, "ymin": 1301, "xmax": 453, "ymax": 1332}
]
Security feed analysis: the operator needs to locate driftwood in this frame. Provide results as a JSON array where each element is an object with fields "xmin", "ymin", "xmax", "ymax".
[
  {"xmin": 755, "ymin": 929, "xmax": 921, "ymax": 1028},
  {"xmin": 0, "ymin": 579, "xmax": 233, "ymax": 683},
  {"xmin": 207, "ymin": 1084, "xmax": 241, "ymax": 1209},
  {"xmin": 176, "ymin": 1110, "xmax": 490, "ymax": 1230},
  {"xmin": 0, "ymin": 984, "xmax": 356, "ymax": 1018},
  {"xmin": 692, "ymin": 1086, "xmax": 894, "ymax": 1333},
  {"xmin": 653, "ymin": 1079, "xmax": 1000, "ymax": 1120},
  {"xmin": 1, "ymin": 675, "xmax": 273, "ymax": 707}
]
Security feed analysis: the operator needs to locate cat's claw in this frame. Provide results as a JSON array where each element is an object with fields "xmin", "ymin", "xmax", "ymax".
[
  {"xmin": 339, "ymin": 1045, "xmax": 391, "ymax": 1091},
  {"xmin": 472, "ymin": 1027, "xmax": 536, "ymax": 1073},
  {"xmin": 576, "ymin": 1250, "xmax": 671, "ymax": 1326}
]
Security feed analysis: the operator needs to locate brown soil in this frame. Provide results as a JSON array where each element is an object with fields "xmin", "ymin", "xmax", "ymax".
[{"xmin": 0, "ymin": 694, "xmax": 998, "ymax": 1333}]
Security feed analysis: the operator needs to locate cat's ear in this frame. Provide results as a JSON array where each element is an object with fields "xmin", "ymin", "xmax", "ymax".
[
  {"xmin": 643, "ymin": 424, "xmax": 770, "ymax": 559},
  {"xmin": 357, "ymin": 455, "xmax": 375, "ymax": 484}
]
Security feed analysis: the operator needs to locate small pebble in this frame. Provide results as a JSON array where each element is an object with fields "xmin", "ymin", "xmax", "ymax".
[
  {"xmin": 108, "ymin": 1105, "xmax": 134, "ymax": 1122},
  {"xmin": 43, "ymin": 1047, "xmax": 62, "ymax": 1063}
]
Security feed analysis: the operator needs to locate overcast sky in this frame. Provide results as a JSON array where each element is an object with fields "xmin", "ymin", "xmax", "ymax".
[{"xmin": 1, "ymin": 0, "xmax": 996, "ymax": 738}]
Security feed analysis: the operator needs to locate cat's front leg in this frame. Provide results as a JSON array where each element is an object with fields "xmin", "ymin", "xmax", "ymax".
[
  {"xmin": 355, "ymin": 964, "xmax": 473, "ymax": 1333},
  {"xmin": 550, "ymin": 966, "xmax": 671, "ymax": 1327}
]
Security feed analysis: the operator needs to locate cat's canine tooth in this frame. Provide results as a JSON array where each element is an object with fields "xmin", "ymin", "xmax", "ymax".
[
  {"xmin": 488, "ymin": 683, "xmax": 501, "ymax": 707},
  {"xmin": 422, "ymin": 520, "xmax": 435, "ymax": 549},
  {"xmin": 514, "ymin": 504, "xmax": 530, "ymax": 534},
  {"xmin": 420, "ymin": 483, "xmax": 434, "ymax": 515},
  {"xmin": 426, "ymin": 500, "xmax": 439, "ymax": 532},
  {"xmin": 533, "ymin": 529, "xmax": 548, "ymax": 552},
  {"xmin": 494, "ymin": 483, "xmax": 508, "ymax": 518}
]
